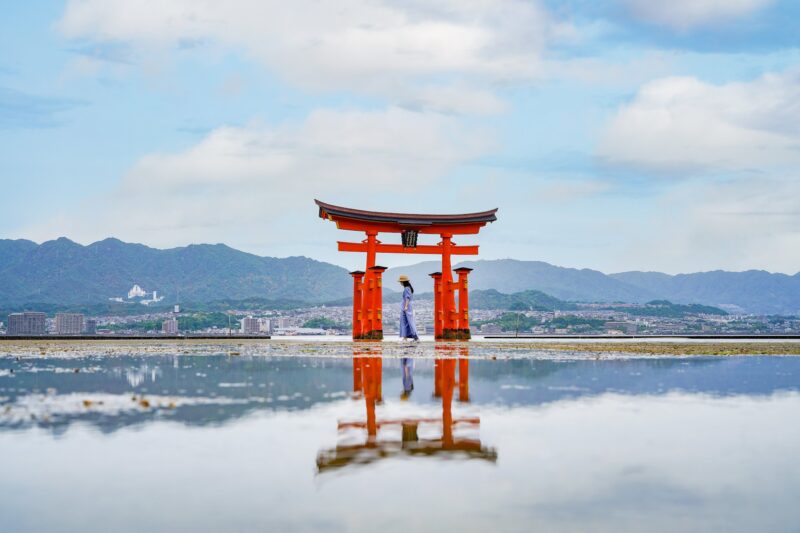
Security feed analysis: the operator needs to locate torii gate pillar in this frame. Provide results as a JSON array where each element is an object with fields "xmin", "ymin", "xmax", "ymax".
[
  {"xmin": 429, "ymin": 272, "xmax": 443, "ymax": 339},
  {"xmin": 455, "ymin": 267, "xmax": 473, "ymax": 340},
  {"xmin": 349, "ymin": 271, "xmax": 365, "ymax": 339},
  {"xmin": 365, "ymin": 265, "xmax": 387, "ymax": 340}
]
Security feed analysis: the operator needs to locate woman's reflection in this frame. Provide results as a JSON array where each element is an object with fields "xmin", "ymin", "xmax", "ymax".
[{"xmin": 400, "ymin": 357, "xmax": 414, "ymax": 400}]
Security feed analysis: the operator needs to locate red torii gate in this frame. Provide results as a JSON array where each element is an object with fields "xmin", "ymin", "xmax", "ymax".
[{"xmin": 315, "ymin": 199, "xmax": 497, "ymax": 340}]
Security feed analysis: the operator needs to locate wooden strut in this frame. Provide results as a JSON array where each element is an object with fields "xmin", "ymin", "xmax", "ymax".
[{"xmin": 338, "ymin": 242, "xmax": 479, "ymax": 255}]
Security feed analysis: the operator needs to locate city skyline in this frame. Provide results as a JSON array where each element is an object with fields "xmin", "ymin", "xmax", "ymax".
[{"xmin": 2, "ymin": 1, "xmax": 800, "ymax": 274}]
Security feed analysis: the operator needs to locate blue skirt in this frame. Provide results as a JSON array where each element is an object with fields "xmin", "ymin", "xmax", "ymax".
[{"xmin": 400, "ymin": 310, "xmax": 418, "ymax": 338}]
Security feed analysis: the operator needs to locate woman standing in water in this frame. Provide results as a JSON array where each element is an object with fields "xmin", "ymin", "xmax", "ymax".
[{"xmin": 398, "ymin": 275, "xmax": 419, "ymax": 341}]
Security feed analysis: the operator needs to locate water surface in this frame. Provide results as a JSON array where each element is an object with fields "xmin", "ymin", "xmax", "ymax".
[{"xmin": 0, "ymin": 344, "xmax": 798, "ymax": 532}]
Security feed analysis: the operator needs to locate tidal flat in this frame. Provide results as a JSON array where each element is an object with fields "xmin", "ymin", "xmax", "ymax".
[
  {"xmin": 2, "ymin": 337, "xmax": 800, "ymax": 358},
  {"xmin": 1, "ymin": 341, "xmax": 799, "ymax": 532}
]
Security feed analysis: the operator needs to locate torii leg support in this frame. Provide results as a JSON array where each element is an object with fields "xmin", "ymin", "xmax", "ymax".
[
  {"xmin": 433, "ymin": 358, "xmax": 442, "ymax": 398},
  {"xmin": 359, "ymin": 270, "xmax": 371, "ymax": 340},
  {"xmin": 429, "ymin": 272, "xmax": 443, "ymax": 339},
  {"xmin": 353, "ymin": 356, "xmax": 363, "ymax": 395},
  {"xmin": 458, "ymin": 345, "xmax": 470, "ymax": 402},
  {"xmin": 441, "ymin": 358, "xmax": 456, "ymax": 447},
  {"xmin": 350, "ymin": 271, "xmax": 365, "ymax": 340},
  {"xmin": 454, "ymin": 267, "xmax": 473, "ymax": 340},
  {"xmin": 358, "ymin": 231, "xmax": 379, "ymax": 341},
  {"xmin": 363, "ymin": 266, "xmax": 386, "ymax": 340},
  {"xmin": 439, "ymin": 234, "xmax": 459, "ymax": 340},
  {"xmin": 362, "ymin": 356, "xmax": 381, "ymax": 439}
]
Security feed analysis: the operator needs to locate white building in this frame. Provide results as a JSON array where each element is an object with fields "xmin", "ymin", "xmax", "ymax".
[
  {"xmin": 8, "ymin": 312, "xmax": 47, "ymax": 335},
  {"xmin": 480, "ymin": 323, "xmax": 502, "ymax": 335},
  {"xmin": 140, "ymin": 290, "xmax": 165, "ymax": 306},
  {"xmin": 55, "ymin": 313, "xmax": 84, "ymax": 335},
  {"xmin": 258, "ymin": 318, "xmax": 272, "ymax": 334},
  {"xmin": 162, "ymin": 318, "xmax": 179, "ymax": 335},
  {"xmin": 240, "ymin": 317, "xmax": 260, "ymax": 335},
  {"xmin": 128, "ymin": 284, "xmax": 147, "ymax": 299}
]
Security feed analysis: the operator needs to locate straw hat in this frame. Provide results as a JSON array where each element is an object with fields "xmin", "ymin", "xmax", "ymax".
[{"xmin": 398, "ymin": 274, "xmax": 410, "ymax": 282}]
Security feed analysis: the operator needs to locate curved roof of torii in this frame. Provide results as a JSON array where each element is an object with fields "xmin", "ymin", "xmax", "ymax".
[{"xmin": 315, "ymin": 199, "xmax": 498, "ymax": 226}]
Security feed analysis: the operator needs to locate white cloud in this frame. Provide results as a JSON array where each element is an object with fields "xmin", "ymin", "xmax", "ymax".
[
  {"xmin": 618, "ymin": 176, "xmax": 800, "ymax": 273},
  {"xmin": 598, "ymin": 70, "xmax": 800, "ymax": 172},
  {"xmin": 396, "ymin": 84, "xmax": 507, "ymax": 115},
  {"xmin": 535, "ymin": 179, "xmax": 611, "ymax": 202},
  {"xmin": 59, "ymin": 0, "xmax": 570, "ymax": 114},
  {"xmin": 621, "ymin": 0, "xmax": 774, "ymax": 30},
  {"xmin": 596, "ymin": 67, "xmax": 800, "ymax": 272},
  {"xmin": 540, "ymin": 53, "xmax": 673, "ymax": 87},
  {"xmin": 22, "ymin": 107, "xmax": 493, "ymax": 250}
]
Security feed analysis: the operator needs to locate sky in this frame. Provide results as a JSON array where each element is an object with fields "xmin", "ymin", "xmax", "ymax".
[{"xmin": 1, "ymin": 0, "xmax": 799, "ymax": 274}]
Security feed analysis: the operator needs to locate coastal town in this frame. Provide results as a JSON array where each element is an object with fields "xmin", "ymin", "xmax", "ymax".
[{"xmin": 3, "ymin": 297, "xmax": 798, "ymax": 337}]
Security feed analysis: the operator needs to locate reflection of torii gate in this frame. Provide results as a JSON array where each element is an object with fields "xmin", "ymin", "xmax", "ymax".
[
  {"xmin": 315, "ymin": 200, "xmax": 498, "ymax": 340},
  {"xmin": 316, "ymin": 346, "xmax": 497, "ymax": 473}
]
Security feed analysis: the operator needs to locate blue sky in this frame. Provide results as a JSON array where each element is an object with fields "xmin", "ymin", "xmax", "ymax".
[{"xmin": 1, "ymin": 0, "xmax": 799, "ymax": 274}]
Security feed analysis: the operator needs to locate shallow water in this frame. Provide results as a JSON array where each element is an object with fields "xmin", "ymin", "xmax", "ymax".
[{"xmin": 1, "ymin": 344, "xmax": 799, "ymax": 532}]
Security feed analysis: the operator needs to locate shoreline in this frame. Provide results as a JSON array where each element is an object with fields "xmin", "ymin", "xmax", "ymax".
[{"xmin": 0, "ymin": 337, "xmax": 799, "ymax": 356}]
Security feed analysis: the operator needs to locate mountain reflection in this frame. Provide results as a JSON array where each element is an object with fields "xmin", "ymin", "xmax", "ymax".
[
  {"xmin": 316, "ymin": 345, "xmax": 497, "ymax": 473},
  {"xmin": 0, "ymin": 345, "xmax": 798, "ymax": 435}
]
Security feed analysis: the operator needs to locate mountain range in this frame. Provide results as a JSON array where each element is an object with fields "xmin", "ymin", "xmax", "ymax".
[
  {"xmin": 384, "ymin": 260, "xmax": 800, "ymax": 315},
  {"xmin": 0, "ymin": 237, "xmax": 350, "ymax": 306},
  {"xmin": 0, "ymin": 238, "xmax": 798, "ymax": 315}
]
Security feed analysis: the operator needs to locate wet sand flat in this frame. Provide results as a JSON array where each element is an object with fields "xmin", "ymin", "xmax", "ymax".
[{"xmin": 1, "ymin": 337, "xmax": 800, "ymax": 357}]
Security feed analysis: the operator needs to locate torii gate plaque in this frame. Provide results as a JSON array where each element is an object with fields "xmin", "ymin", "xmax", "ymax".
[{"xmin": 315, "ymin": 200, "xmax": 498, "ymax": 340}]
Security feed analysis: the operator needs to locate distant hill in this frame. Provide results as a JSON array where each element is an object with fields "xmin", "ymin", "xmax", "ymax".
[
  {"xmin": 414, "ymin": 289, "xmax": 576, "ymax": 311},
  {"xmin": 1, "ymin": 239, "xmax": 798, "ymax": 315},
  {"xmin": 606, "ymin": 300, "xmax": 728, "ymax": 318},
  {"xmin": 470, "ymin": 289, "xmax": 577, "ymax": 311},
  {"xmin": 0, "ymin": 237, "xmax": 351, "ymax": 306},
  {"xmin": 0, "ymin": 239, "xmax": 37, "ymax": 270},
  {"xmin": 388, "ymin": 259, "xmax": 800, "ymax": 315},
  {"xmin": 611, "ymin": 271, "xmax": 800, "ymax": 315},
  {"xmin": 386, "ymin": 259, "xmax": 659, "ymax": 303}
]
